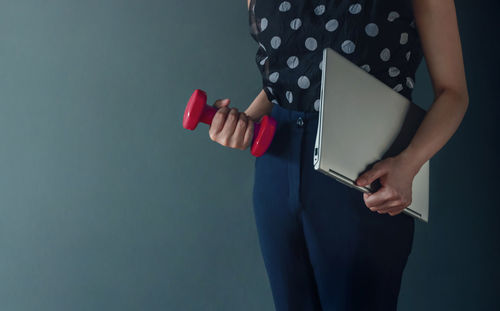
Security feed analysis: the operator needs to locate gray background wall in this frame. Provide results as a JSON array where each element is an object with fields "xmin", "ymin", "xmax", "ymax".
[{"xmin": 0, "ymin": 0, "xmax": 498, "ymax": 310}]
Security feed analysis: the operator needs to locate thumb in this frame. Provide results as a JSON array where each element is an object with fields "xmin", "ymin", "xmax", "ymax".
[
  {"xmin": 356, "ymin": 166, "xmax": 386, "ymax": 187},
  {"xmin": 213, "ymin": 98, "xmax": 231, "ymax": 109}
]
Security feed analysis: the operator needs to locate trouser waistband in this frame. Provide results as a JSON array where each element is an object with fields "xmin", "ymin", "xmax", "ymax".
[{"xmin": 270, "ymin": 103, "xmax": 319, "ymax": 135}]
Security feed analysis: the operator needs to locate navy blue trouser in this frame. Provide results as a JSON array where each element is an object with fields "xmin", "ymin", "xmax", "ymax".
[{"xmin": 252, "ymin": 103, "xmax": 415, "ymax": 311}]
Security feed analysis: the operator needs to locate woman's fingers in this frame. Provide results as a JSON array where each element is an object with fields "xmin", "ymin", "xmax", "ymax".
[
  {"xmin": 220, "ymin": 108, "xmax": 239, "ymax": 146},
  {"xmin": 231, "ymin": 112, "xmax": 248, "ymax": 149},
  {"xmin": 213, "ymin": 98, "xmax": 230, "ymax": 109},
  {"xmin": 209, "ymin": 106, "xmax": 229, "ymax": 141},
  {"xmin": 371, "ymin": 199, "xmax": 405, "ymax": 213},
  {"xmin": 209, "ymin": 100, "xmax": 255, "ymax": 151},
  {"xmin": 364, "ymin": 186, "xmax": 408, "ymax": 215},
  {"xmin": 364, "ymin": 187, "xmax": 393, "ymax": 208},
  {"xmin": 388, "ymin": 207, "xmax": 405, "ymax": 216},
  {"xmin": 242, "ymin": 117, "xmax": 255, "ymax": 150}
]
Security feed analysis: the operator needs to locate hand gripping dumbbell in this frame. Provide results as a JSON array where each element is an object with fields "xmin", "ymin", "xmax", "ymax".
[{"xmin": 183, "ymin": 89, "xmax": 277, "ymax": 157}]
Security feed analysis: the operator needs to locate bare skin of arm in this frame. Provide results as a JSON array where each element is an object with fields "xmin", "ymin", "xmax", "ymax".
[
  {"xmin": 244, "ymin": 89, "xmax": 273, "ymax": 122},
  {"xmin": 355, "ymin": 0, "xmax": 470, "ymax": 215}
]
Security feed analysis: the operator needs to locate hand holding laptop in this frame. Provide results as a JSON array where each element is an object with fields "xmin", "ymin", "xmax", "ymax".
[
  {"xmin": 313, "ymin": 47, "xmax": 430, "ymax": 222},
  {"xmin": 354, "ymin": 153, "xmax": 421, "ymax": 217}
]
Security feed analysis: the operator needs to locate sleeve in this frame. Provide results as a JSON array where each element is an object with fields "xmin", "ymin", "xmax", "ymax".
[
  {"xmin": 249, "ymin": 8, "xmax": 274, "ymax": 103},
  {"xmin": 254, "ymin": 43, "xmax": 273, "ymax": 102}
]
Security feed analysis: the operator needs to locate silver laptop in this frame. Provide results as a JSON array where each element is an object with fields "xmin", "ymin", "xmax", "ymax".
[{"xmin": 313, "ymin": 47, "xmax": 430, "ymax": 222}]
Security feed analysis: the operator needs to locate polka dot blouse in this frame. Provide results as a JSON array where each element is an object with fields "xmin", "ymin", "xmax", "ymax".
[{"xmin": 248, "ymin": 0, "xmax": 424, "ymax": 112}]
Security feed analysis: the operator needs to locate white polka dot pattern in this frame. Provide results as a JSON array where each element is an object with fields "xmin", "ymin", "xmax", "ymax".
[
  {"xmin": 406, "ymin": 77, "xmax": 415, "ymax": 89},
  {"xmin": 388, "ymin": 11, "xmax": 400, "ymax": 22},
  {"xmin": 248, "ymin": 0, "xmax": 423, "ymax": 111},
  {"xmin": 314, "ymin": 5, "xmax": 325, "ymax": 15},
  {"xmin": 290, "ymin": 18, "xmax": 302, "ymax": 30},
  {"xmin": 393, "ymin": 84, "xmax": 403, "ymax": 92},
  {"xmin": 380, "ymin": 48, "xmax": 391, "ymax": 61},
  {"xmin": 287, "ymin": 56, "xmax": 299, "ymax": 69},
  {"xmin": 325, "ymin": 19, "xmax": 339, "ymax": 32},
  {"xmin": 270, "ymin": 36, "xmax": 281, "ymax": 49},
  {"xmin": 365, "ymin": 23, "xmax": 379, "ymax": 37},
  {"xmin": 388, "ymin": 66, "xmax": 400, "ymax": 77},
  {"xmin": 313, "ymin": 99, "xmax": 320, "ymax": 111},
  {"xmin": 279, "ymin": 1, "xmax": 291, "ymax": 12},
  {"xmin": 341, "ymin": 40, "xmax": 356, "ymax": 54},
  {"xmin": 360, "ymin": 64, "xmax": 371, "ymax": 72},
  {"xmin": 349, "ymin": 3, "xmax": 362, "ymax": 14},
  {"xmin": 400, "ymin": 32, "xmax": 408, "ymax": 45},
  {"xmin": 260, "ymin": 18, "xmax": 268, "ymax": 31},
  {"xmin": 269, "ymin": 72, "xmax": 279, "ymax": 83},
  {"xmin": 298, "ymin": 75, "xmax": 310, "ymax": 89},
  {"xmin": 305, "ymin": 37, "xmax": 317, "ymax": 51}
]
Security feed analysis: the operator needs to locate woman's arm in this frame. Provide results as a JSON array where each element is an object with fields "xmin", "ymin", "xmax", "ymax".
[
  {"xmin": 244, "ymin": 89, "xmax": 274, "ymax": 122},
  {"xmin": 397, "ymin": 0, "xmax": 470, "ymax": 174},
  {"xmin": 355, "ymin": 0, "xmax": 469, "ymax": 215}
]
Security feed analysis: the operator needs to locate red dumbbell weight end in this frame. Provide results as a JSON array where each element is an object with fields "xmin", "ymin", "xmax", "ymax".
[{"xmin": 183, "ymin": 89, "xmax": 276, "ymax": 157}]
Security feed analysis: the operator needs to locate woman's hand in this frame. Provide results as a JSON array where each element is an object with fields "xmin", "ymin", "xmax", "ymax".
[
  {"xmin": 208, "ymin": 98, "xmax": 255, "ymax": 151},
  {"xmin": 354, "ymin": 153, "xmax": 420, "ymax": 216}
]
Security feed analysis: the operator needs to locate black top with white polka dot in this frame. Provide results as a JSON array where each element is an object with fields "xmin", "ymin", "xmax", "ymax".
[{"xmin": 248, "ymin": 0, "xmax": 424, "ymax": 112}]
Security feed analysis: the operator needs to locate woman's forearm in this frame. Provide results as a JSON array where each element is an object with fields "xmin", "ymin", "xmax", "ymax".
[
  {"xmin": 244, "ymin": 89, "xmax": 274, "ymax": 122},
  {"xmin": 399, "ymin": 88, "xmax": 469, "ymax": 176}
]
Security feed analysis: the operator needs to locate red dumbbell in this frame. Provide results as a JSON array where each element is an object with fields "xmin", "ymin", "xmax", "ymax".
[{"xmin": 183, "ymin": 89, "xmax": 276, "ymax": 157}]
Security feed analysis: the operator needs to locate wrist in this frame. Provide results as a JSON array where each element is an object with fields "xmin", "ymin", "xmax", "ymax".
[
  {"xmin": 243, "ymin": 110, "xmax": 261, "ymax": 123},
  {"xmin": 397, "ymin": 146, "xmax": 425, "ymax": 177}
]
